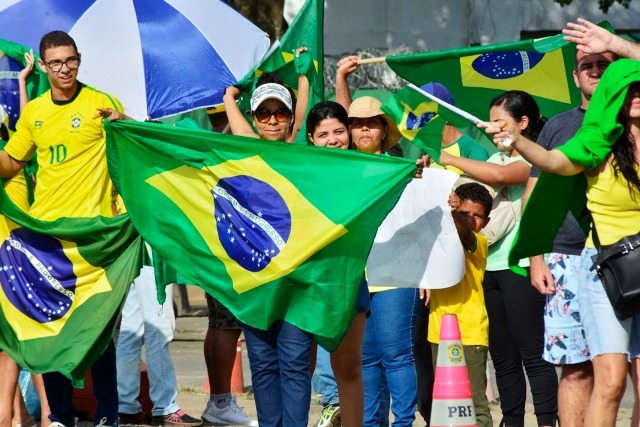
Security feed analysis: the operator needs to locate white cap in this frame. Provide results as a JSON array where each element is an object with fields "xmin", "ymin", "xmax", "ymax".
[{"xmin": 250, "ymin": 83, "xmax": 293, "ymax": 112}]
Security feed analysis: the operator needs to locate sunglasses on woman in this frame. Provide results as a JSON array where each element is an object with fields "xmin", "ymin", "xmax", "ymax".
[{"xmin": 253, "ymin": 108, "xmax": 291, "ymax": 124}]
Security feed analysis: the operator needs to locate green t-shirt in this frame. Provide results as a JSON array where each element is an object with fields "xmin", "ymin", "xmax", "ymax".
[
  {"xmin": 486, "ymin": 152, "xmax": 530, "ymax": 272},
  {"xmin": 439, "ymin": 134, "xmax": 489, "ymax": 174}
]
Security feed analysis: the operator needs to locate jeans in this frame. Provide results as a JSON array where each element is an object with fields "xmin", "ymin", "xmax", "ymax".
[
  {"xmin": 242, "ymin": 321, "xmax": 313, "ymax": 427},
  {"xmin": 484, "ymin": 269, "xmax": 558, "ymax": 426},
  {"xmin": 43, "ymin": 341, "xmax": 118, "ymax": 426},
  {"xmin": 116, "ymin": 266, "xmax": 179, "ymax": 416},
  {"xmin": 362, "ymin": 288, "xmax": 420, "ymax": 427},
  {"xmin": 312, "ymin": 346, "xmax": 339, "ymax": 406},
  {"xmin": 413, "ymin": 302, "xmax": 434, "ymax": 425}
]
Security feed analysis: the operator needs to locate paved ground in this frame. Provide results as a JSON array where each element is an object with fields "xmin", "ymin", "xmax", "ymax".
[
  {"xmin": 80, "ymin": 303, "xmax": 631, "ymax": 427},
  {"xmin": 169, "ymin": 316, "xmax": 636, "ymax": 426}
]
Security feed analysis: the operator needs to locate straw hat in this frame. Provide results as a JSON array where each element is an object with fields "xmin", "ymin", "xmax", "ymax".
[{"xmin": 348, "ymin": 96, "xmax": 401, "ymax": 152}]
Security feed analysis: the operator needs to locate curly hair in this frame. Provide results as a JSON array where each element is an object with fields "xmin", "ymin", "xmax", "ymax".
[
  {"xmin": 255, "ymin": 72, "xmax": 296, "ymax": 111},
  {"xmin": 455, "ymin": 182, "xmax": 493, "ymax": 218}
]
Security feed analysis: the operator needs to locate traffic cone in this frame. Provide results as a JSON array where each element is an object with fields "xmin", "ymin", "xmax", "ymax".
[
  {"xmin": 230, "ymin": 338, "xmax": 245, "ymax": 394},
  {"xmin": 430, "ymin": 314, "xmax": 477, "ymax": 427}
]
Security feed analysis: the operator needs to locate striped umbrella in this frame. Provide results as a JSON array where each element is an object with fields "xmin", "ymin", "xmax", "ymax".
[{"xmin": 0, "ymin": 0, "xmax": 270, "ymax": 120}]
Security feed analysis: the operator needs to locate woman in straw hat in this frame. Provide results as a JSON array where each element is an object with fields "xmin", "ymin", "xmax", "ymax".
[{"xmin": 335, "ymin": 56, "xmax": 420, "ymax": 427}]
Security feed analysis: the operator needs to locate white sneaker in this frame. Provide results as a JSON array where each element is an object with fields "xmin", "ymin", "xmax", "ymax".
[
  {"xmin": 49, "ymin": 418, "xmax": 79, "ymax": 427},
  {"xmin": 201, "ymin": 397, "xmax": 258, "ymax": 426}
]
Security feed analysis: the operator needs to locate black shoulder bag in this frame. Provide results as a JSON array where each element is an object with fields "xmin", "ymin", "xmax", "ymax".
[{"xmin": 590, "ymin": 226, "xmax": 640, "ymax": 319}]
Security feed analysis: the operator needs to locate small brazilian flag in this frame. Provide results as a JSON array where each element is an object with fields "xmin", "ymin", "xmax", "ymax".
[
  {"xmin": 0, "ymin": 38, "xmax": 49, "ymax": 131},
  {"xmin": 0, "ymin": 190, "xmax": 144, "ymax": 382},
  {"xmin": 105, "ymin": 120, "xmax": 416, "ymax": 349},
  {"xmin": 386, "ymin": 32, "xmax": 581, "ymax": 121},
  {"xmin": 235, "ymin": 0, "xmax": 324, "ymax": 144},
  {"xmin": 381, "ymin": 86, "xmax": 467, "ymax": 163}
]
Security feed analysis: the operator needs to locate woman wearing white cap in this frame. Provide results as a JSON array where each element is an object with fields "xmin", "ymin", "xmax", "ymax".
[
  {"xmin": 222, "ymin": 69, "xmax": 314, "ymax": 427},
  {"xmin": 335, "ymin": 56, "xmax": 420, "ymax": 427},
  {"xmin": 223, "ymin": 49, "xmax": 310, "ymax": 144}
]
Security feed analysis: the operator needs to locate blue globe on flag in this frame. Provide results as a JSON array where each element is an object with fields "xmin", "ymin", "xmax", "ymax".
[
  {"xmin": 212, "ymin": 176, "xmax": 292, "ymax": 272},
  {"xmin": 472, "ymin": 51, "xmax": 545, "ymax": 79},
  {"xmin": 0, "ymin": 228, "xmax": 76, "ymax": 323}
]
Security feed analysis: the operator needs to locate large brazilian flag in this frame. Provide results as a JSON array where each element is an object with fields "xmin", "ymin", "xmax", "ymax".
[
  {"xmin": 105, "ymin": 120, "xmax": 415, "ymax": 349},
  {"xmin": 386, "ymin": 32, "xmax": 581, "ymax": 121},
  {"xmin": 0, "ymin": 187, "xmax": 144, "ymax": 382}
]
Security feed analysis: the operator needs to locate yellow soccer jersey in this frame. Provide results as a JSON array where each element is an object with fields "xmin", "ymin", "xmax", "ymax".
[
  {"xmin": 428, "ymin": 232, "xmax": 489, "ymax": 347},
  {"xmin": 6, "ymin": 83, "xmax": 124, "ymax": 220}
]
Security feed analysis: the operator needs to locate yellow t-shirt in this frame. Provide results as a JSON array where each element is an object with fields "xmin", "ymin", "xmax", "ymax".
[
  {"xmin": 6, "ymin": 83, "xmax": 124, "ymax": 220},
  {"xmin": 428, "ymin": 232, "xmax": 489, "ymax": 347},
  {"xmin": 586, "ymin": 164, "xmax": 640, "ymax": 247}
]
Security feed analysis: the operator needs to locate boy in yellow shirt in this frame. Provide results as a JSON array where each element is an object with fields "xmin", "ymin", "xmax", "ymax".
[{"xmin": 425, "ymin": 182, "xmax": 493, "ymax": 427}]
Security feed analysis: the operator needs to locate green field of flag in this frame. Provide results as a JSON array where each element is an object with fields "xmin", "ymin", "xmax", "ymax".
[
  {"xmin": 105, "ymin": 119, "xmax": 416, "ymax": 349},
  {"xmin": 386, "ymin": 33, "xmax": 581, "ymax": 122},
  {"xmin": 0, "ymin": 192, "xmax": 143, "ymax": 382}
]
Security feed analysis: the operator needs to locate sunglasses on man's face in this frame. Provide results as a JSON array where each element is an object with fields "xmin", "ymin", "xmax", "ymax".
[{"xmin": 253, "ymin": 108, "xmax": 291, "ymax": 124}]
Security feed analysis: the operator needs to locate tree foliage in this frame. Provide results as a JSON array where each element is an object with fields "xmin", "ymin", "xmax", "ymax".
[{"xmin": 552, "ymin": 0, "xmax": 631, "ymax": 14}]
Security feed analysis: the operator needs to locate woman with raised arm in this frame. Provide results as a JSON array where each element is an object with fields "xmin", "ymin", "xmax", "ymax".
[{"xmin": 489, "ymin": 59, "xmax": 640, "ymax": 427}]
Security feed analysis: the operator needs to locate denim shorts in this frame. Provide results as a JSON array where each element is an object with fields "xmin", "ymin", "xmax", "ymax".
[
  {"xmin": 579, "ymin": 247, "xmax": 640, "ymax": 359},
  {"xmin": 542, "ymin": 253, "xmax": 590, "ymax": 364}
]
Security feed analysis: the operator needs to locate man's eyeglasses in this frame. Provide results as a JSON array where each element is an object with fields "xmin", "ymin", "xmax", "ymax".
[
  {"xmin": 44, "ymin": 56, "xmax": 81, "ymax": 72},
  {"xmin": 253, "ymin": 108, "xmax": 290, "ymax": 124}
]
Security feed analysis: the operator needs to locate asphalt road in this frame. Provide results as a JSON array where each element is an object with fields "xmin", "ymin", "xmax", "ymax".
[{"xmin": 163, "ymin": 316, "xmax": 635, "ymax": 426}]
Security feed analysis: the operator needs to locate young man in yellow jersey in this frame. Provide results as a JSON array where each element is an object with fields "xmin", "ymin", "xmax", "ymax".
[
  {"xmin": 0, "ymin": 30, "xmax": 127, "ymax": 427},
  {"xmin": 424, "ymin": 182, "xmax": 493, "ymax": 427},
  {"xmin": 0, "ymin": 31, "xmax": 204, "ymax": 427}
]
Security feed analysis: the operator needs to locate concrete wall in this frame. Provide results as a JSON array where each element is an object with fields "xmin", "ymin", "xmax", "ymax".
[{"xmin": 319, "ymin": 0, "xmax": 640, "ymax": 55}]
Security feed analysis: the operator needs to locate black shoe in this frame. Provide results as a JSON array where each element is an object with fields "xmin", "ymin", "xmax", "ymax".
[{"xmin": 119, "ymin": 412, "xmax": 149, "ymax": 425}]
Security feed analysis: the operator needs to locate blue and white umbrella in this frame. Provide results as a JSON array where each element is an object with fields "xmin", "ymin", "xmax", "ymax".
[{"xmin": 0, "ymin": 0, "xmax": 270, "ymax": 120}]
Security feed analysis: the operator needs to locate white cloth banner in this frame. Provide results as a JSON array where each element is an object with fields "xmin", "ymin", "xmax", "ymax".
[{"xmin": 366, "ymin": 169, "xmax": 465, "ymax": 289}]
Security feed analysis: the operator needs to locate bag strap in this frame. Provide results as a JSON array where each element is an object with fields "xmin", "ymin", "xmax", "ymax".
[
  {"xmin": 590, "ymin": 223, "xmax": 640, "ymax": 271},
  {"xmin": 592, "ymin": 222, "xmax": 602, "ymax": 248}
]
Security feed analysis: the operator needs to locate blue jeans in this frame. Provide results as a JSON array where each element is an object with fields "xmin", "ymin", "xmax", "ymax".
[
  {"xmin": 242, "ymin": 321, "xmax": 313, "ymax": 427},
  {"xmin": 116, "ymin": 266, "xmax": 180, "ymax": 416},
  {"xmin": 362, "ymin": 288, "xmax": 420, "ymax": 427},
  {"xmin": 43, "ymin": 341, "xmax": 118, "ymax": 426},
  {"xmin": 312, "ymin": 346, "xmax": 338, "ymax": 406}
]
